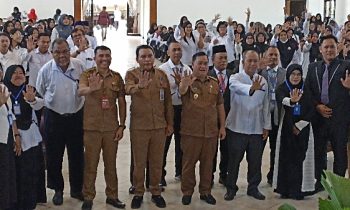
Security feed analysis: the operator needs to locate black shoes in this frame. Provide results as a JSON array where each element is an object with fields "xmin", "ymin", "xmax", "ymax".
[
  {"xmin": 160, "ymin": 178, "xmax": 167, "ymax": 187},
  {"xmin": 182, "ymin": 195, "xmax": 192, "ymax": 205},
  {"xmin": 131, "ymin": 196, "xmax": 143, "ymax": 209},
  {"xmin": 219, "ymin": 177, "xmax": 227, "ymax": 186},
  {"xmin": 129, "ymin": 186, "xmax": 135, "ymax": 194},
  {"xmin": 151, "ymin": 195, "xmax": 166, "ymax": 208},
  {"xmin": 106, "ymin": 198, "xmax": 126, "ymax": 209},
  {"xmin": 247, "ymin": 191, "xmax": 266, "ymax": 200},
  {"xmin": 71, "ymin": 191, "xmax": 84, "ymax": 201},
  {"xmin": 52, "ymin": 191, "xmax": 63, "ymax": 205},
  {"xmin": 81, "ymin": 200, "xmax": 93, "ymax": 210},
  {"xmin": 224, "ymin": 189, "xmax": 236, "ymax": 201},
  {"xmin": 200, "ymin": 194, "xmax": 216, "ymax": 205}
]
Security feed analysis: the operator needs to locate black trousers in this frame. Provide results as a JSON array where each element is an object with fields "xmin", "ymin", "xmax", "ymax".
[
  {"xmin": 212, "ymin": 129, "xmax": 228, "ymax": 179},
  {"xmin": 313, "ymin": 119, "xmax": 348, "ymax": 183},
  {"xmin": 45, "ymin": 108, "xmax": 84, "ymax": 193},
  {"xmin": 264, "ymin": 112, "xmax": 278, "ymax": 182},
  {"xmin": 162, "ymin": 105, "xmax": 182, "ymax": 179},
  {"xmin": 226, "ymin": 130, "xmax": 264, "ymax": 194}
]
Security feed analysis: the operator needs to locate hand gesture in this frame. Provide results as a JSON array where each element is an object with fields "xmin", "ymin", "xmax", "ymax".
[
  {"xmin": 213, "ymin": 38, "xmax": 219, "ymax": 45},
  {"xmin": 235, "ymin": 34, "xmax": 242, "ymax": 44},
  {"xmin": 316, "ymin": 104, "xmax": 332, "ymax": 118},
  {"xmin": 114, "ymin": 127, "xmax": 124, "ymax": 141},
  {"xmin": 290, "ymin": 88, "xmax": 303, "ymax": 103},
  {"xmin": 262, "ymin": 129, "xmax": 269, "ymax": 141},
  {"xmin": 180, "ymin": 27, "xmax": 185, "ymax": 38},
  {"xmin": 180, "ymin": 70, "xmax": 196, "ymax": 87},
  {"xmin": 78, "ymin": 38, "xmax": 89, "ymax": 52},
  {"xmin": 245, "ymin": 8, "xmax": 251, "ymax": 17},
  {"xmin": 213, "ymin": 14, "xmax": 221, "ymax": 22},
  {"xmin": 219, "ymin": 127, "xmax": 226, "ymax": 140},
  {"xmin": 138, "ymin": 70, "xmax": 152, "ymax": 88},
  {"xmin": 14, "ymin": 136, "xmax": 22, "ymax": 156},
  {"xmin": 171, "ymin": 68, "xmax": 182, "ymax": 85},
  {"xmin": 227, "ymin": 16, "xmax": 233, "ymax": 26},
  {"xmin": 165, "ymin": 124, "xmax": 173, "ymax": 136},
  {"xmin": 88, "ymin": 72, "xmax": 103, "ymax": 92},
  {"xmin": 22, "ymin": 85, "xmax": 36, "ymax": 102},
  {"xmin": 0, "ymin": 85, "xmax": 10, "ymax": 106},
  {"xmin": 341, "ymin": 70, "xmax": 350, "ymax": 89},
  {"xmin": 250, "ymin": 76, "xmax": 265, "ymax": 92},
  {"xmin": 26, "ymin": 35, "xmax": 35, "ymax": 52},
  {"xmin": 292, "ymin": 126, "xmax": 300, "ymax": 136}
]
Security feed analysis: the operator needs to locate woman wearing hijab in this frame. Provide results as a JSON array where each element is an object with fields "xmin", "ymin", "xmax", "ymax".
[
  {"xmin": 272, "ymin": 64, "xmax": 315, "ymax": 200},
  {"xmin": 50, "ymin": 14, "xmax": 73, "ymax": 42},
  {"xmin": 3, "ymin": 65, "xmax": 46, "ymax": 209}
]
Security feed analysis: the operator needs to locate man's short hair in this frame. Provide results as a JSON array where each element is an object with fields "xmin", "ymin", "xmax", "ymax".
[
  {"xmin": 71, "ymin": 28, "xmax": 85, "ymax": 36},
  {"xmin": 192, "ymin": 51, "xmax": 208, "ymax": 62},
  {"xmin": 38, "ymin": 32, "xmax": 51, "ymax": 40},
  {"xmin": 94, "ymin": 45, "xmax": 111, "ymax": 55},
  {"xmin": 320, "ymin": 34, "xmax": 338, "ymax": 44},
  {"xmin": 242, "ymin": 50, "xmax": 258, "ymax": 62},
  {"xmin": 136, "ymin": 45, "xmax": 154, "ymax": 58},
  {"xmin": 51, "ymin": 38, "xmax": 69, "ymax": 51}
]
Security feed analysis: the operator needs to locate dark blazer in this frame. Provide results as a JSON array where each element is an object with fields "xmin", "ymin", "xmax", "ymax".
[
  {"xmin": 305, "ymin": 58, "xmax": 350, "ymax": 124},
  {"xmin": 208, "ymin": 68, "xmax": 235, "ymax": 116}
]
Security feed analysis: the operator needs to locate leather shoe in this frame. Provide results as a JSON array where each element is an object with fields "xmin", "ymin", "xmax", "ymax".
[
  {"xmin": 182, "ymin": 195, "xmax": 192, "ymax": 205},
  {"xmin": 151, "ymin": 195, "xmax": 166, "ymax": 208},
  {"xmin": 200, "ymin": 194, "xmax": 216, "ymax": 205},
  {"xmin": 131, "ymin": 196, "xmax": 143, "ymax": 209},
  {"xmin": 52, "ymin": 191, "xmax": 63, "ymax": 205},
  {"xmin": 247, "ymin": 191, "xmax": 266, "ymax": 200},
  {"xmin": 129, "ymin": 186, "xmax": 135, "ymax": 194},
  {"xmin": 71, "ymin": 191, "xmax": 84, "ymax": 201},
  {"xmin": 224, "ymin": 190, "xmax": 236, "ymax": 201},
  {"xmin": 106, "ymin": 198, "xmax": 126, "ymax": 209},
  {"xmin": 81, "ymin": 200, "xmax": 93, "ymax": 210}
]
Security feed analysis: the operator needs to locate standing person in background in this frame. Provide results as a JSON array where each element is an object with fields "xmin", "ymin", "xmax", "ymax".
[
  {"xmin": 27, "ymin": 9, "xmax": 38, "ymax": 23},
  {"xmin": 98, "ymin": 6, "xmax": 110, "ymax": 41},
  {"xmin": 50, "ymin": 14, "xmax": 73, "ymax": 42},
  {"xmin": 53, "ymin": 9, "xmax": 62, "ymax": 24},
  {"xmin": 11, "ymin": 7, "xmax": 22, "ymax": 21}
]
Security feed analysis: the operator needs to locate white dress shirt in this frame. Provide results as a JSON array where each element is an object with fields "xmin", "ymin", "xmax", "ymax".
[
  {"xmin": 226, "ymin": 71, "xmax": 271, "ymax": 134},
  {"xmin": 159, "ymin": 59, "xmax": 192, "ymax": 105},
  {"xmin": 70, "ymin": 46, "xmax": 96, "ymax": 69},
  {"xmin": 0, "ymin": 50, "xmax": 22, "ymax": 76},
  {"xmin": 175, "ymin": 35, "xmax": 198, "ymax": 66},
  {"xmin": 208, "ymin": 24, "xmax": 235, "ymax": 63},
  {"xmin": 28, "ymin": 48, "xmax": 53, "ymax": 87},
  {"xmin": 36, "ymin": 58, "xmax": 86, "ymax": 114}
]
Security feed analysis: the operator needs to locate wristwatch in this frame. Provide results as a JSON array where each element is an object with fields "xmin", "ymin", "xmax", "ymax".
[{"xmin": 119, "ymin": 125, "xmax": 126, "ymax": 129}]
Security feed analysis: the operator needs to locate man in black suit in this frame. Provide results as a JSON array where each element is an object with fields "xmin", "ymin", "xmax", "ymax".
[
  {"xmin": 260, "ymin": 46, "xmax": 286, "ymax": 185},
  {"xmin": 208, "ymin": 45, "xmax": 235, "ymax": 186},
  {"xmin": 305, "ymin": 35, "xmax": 350, "ymax": 191}
]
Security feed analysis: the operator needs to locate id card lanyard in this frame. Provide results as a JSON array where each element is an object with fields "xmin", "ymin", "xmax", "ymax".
[
  {"xmin": 10, "ymin": 85, "xmax": 25, "ymax": 115},
  {"xmin": 285, "ymin": 81, "xmax": 304, "ymax": 116}
]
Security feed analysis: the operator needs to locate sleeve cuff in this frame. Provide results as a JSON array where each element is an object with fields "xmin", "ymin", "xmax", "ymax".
[
  {"xmin": 295, "ymin": 120, "xmax": 309, "ymax": 131},
  {"xmin": 282, "ymin": 97, "xmax": 295, "ymax": 107}
]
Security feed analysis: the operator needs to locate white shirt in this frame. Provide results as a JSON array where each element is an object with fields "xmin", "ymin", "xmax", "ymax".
[
  {"xmin": 0, "ymin": 85, "xmax": 15, "ymax": 144},
  {"xmin": 226, "ymin": 71, "xmax": 271, "ymax": 134},
  {"xmin": 0, "ymin": 50, "xmax": 22, "ymax": 76},
  {"xmin": 67, "ymin": 35, "xmax": 97, "ymax": 51},
  {"xmin": 36, "ymin": 58, "xmax": 86, "ymax": 114},
  {"xmin": 176, "ymin": 35, "xmax": 198, "ymax": 66},
  {"xmin": 159, "ymin": 59, "xmax": 192, "ymax": 105},
  {"xmin": 209, "ymin": 25, "xmax": 235, "ymax": 63},
  {"xmin": 28, "ymin": 48, "xmax": 53, "ymax": 87},
  {"xmin": 70, "ymin": 46, "xmax": 96, "ymax": 69}
]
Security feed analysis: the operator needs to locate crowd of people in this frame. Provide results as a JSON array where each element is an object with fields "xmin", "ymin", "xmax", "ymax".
[{"xmin": 0, "ymin": 5, "xmax": 350, "ymax": 210}]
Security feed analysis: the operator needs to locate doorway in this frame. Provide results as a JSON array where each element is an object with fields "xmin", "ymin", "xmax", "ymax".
[{"xmin": 285, "ymin": 0, "xmax": 306, "ymax": 17}]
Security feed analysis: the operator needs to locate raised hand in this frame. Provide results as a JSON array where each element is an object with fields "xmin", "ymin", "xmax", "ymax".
[
  {"xmin": 250, "ymin": 76, "xmax": 265, "ymax": 92},
  {"xmin": 88, "ymin": 72, "xmax": 103, "ymax": 92},
  {"xmin": 138, "ymin": 70, "xmax": 152, "ymax": 88},
  {"xmin": 78, "ymin": 38, "xmax": 89, "ymax": 52},
  {"xmin": 290, "ymin": 88, "xmax": 303, "ymax": 103},
  {"xmin": 245, "ymin": 8, "xmax": 251, "ymax": 17},
  {"xmin": 0, "ymin": 85, "xmax": 10, "ymax": 106},
  {"xmin": 22, "ymin": 85, "xmax": 36, "ymax": 102},
  {"xmin": 227, "ymin": 16, "xmax": 233, "ymax": 26},
  {"xmin": 213, "ymin": 14, "xmax": 221, "ymax": 22},
  {"xmin": 180, "ymin": 70, "xmax": 196, "ymax": 87},
  {"xmin": 341, "ymin": 70, "xmax": 350, "ymax": 89},
  {"xmin": 26, "ymin": 35, "xmax": 35, "ymax": 52},
  {"xmin": 171, "ymin": 68, "xmax": 182, "ymax": 85}
]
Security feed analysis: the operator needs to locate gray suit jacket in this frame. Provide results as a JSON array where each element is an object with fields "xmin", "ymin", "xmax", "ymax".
[{"xmin": 260, "ymin": 66, "xmax": 286, "ymax": 125}]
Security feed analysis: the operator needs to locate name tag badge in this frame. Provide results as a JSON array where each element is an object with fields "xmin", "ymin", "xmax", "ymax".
[
  {"xmin": 293, "ymin": 103, "xmax": 301, "ymax": 116},
  {"xmin": 7, "ymin": 114, "xmax": 13, "ymax": 126},
  {"xmin": 160, "ymin": 89, "xmax": 165, "ymax": 101},
  {"xmin": 101, "ymin": 96, "xmax": 111, "ymax": 110},
  {"xmin": 13, "ymin": 102, "xmax": 21, "ymax": 115}
]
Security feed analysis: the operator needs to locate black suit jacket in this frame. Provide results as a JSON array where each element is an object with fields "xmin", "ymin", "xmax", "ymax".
[
  {"xmin": 208, "ymin": 68, "xmax": 235, "ymax": 116},
  {"xmin": 305, "ymin": 58, "xmax": 350, "ymax": 124}
]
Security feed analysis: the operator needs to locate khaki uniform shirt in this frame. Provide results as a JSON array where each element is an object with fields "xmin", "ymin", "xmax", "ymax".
[
  {"xmin": 125, "ymin": 67, "xmax": 173, "ymax": 130},
  {"xmin": 80, "ymin": 67, "xmax": 125, "ymax": 132},
  {"xmin": 180, "ymin": 76, "xmax": 224, "ymax": 138}
]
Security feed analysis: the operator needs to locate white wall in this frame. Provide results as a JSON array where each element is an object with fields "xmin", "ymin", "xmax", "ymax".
[
  {"xmin": 157, "ymin": 0, "xmax": 285, "ymax": 28},
  {"xmin": 306, "ymin": 0, "xmax": 324, "ymax": 18},
  {"xmin": 0, "ymin": 0, "xmax": 74, "ymax": 20}
]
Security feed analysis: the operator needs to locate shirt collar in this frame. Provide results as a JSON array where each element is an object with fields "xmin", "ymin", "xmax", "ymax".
[
  {"xmin": 242, "ymin": 70, "xmax": 258, "ymax": 80},
  {"xmin": 214, "ymin": 67, "xmax": 226, "ymax": 75},
  {"xmin": 0, "ymin": 50, "xmax": 11, "ymax": 59},
  {"xmin": 52, "ymin": 60, "xmax": 74, "ymax": 73},
  {"xmin": 267, "ymin": 65, "xmax": 278, "ymax": 72},
  {"xmin": 35, "ymin": 48, "xmax": 50, "ymax": 55},
  {"xmin": 168, "ymin": 59, "xmax": 183, "ymax": 69}
]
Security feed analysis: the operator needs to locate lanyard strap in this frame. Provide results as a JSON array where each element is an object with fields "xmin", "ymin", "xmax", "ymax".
[
  {"xmin": 285, "ymin": 81, "xmax": 304, "ymax": 92},
  {"xmin": 10, "ymin": 85, "xmax": 25, "ymax": 102}
]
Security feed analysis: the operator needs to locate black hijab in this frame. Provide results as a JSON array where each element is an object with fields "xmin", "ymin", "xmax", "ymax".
[
  {"xmin": 285, "ymin": 64, "xmax": 303, "ymax": 90},
  {"xmin": 3, "ymin": 65, "xmax": 33, "ymax": 130}
]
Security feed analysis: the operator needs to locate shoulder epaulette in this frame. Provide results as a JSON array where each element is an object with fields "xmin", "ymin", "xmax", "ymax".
[{"xmin": 208, "ymin": 76, "xmax": 218, "ymax": 82}]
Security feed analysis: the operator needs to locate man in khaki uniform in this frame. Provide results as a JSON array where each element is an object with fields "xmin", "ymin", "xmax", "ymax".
[
  {"xmin": 179, "ymin": 52, "xmax": 226, "ymax": 205},
  {"xmin": 125, "ymin": 45, "xmax": 173, "ymax": 209},
  {"xmin": 78, "ymin": 46, "xmax": 126, "ymax": 210}
]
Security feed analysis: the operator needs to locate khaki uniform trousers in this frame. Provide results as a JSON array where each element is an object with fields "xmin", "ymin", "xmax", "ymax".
[
  {"xmin": 181, "ymin": 135, "xmax": 218, "ymax": 196},
  {"xmin": 131, "ymin": 128, "xmax": 166, "ymax": 196},
  {"xmin": 83, "ymin": 131, "xmax": 119, "ymax": 201}
]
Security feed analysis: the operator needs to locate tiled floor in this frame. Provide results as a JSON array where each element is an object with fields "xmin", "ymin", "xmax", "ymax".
[{"xmin": 36, "ymin": 25, "xmax": 339, "ymax": 210}]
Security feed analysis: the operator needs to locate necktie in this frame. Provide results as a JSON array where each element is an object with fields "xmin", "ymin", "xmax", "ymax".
[
  {"xmin": 218, "ymin": 72, "xmax": 226, "ymax": 92},
  {"xmin": 321, "ymin": 64, "xmax": 329, "ymax": 104}
]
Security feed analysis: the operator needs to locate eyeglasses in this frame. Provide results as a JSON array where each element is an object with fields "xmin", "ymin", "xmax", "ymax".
[
  {"xmin": 53, "ymin": 50, "xmax": 70, "ymax": 55},
  {"xmin": 290, "ymin": 72, "xmax": 302, "ymax": 77}
]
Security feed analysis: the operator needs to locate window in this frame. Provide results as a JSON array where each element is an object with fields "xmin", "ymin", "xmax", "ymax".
[{"xmin": 324, "ymin": 0, "xmax": 336, "ymax": 18}]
